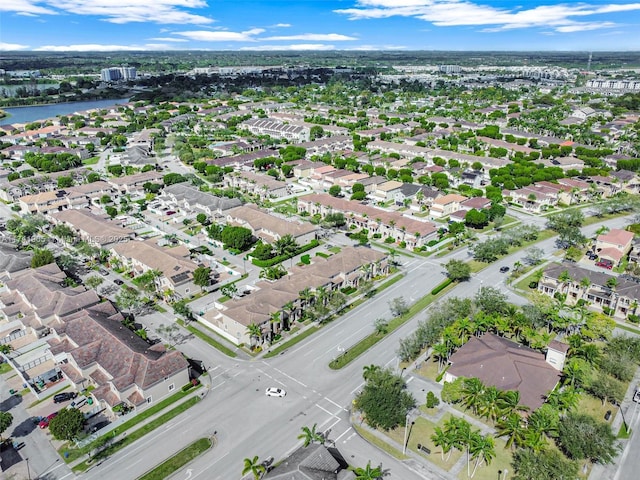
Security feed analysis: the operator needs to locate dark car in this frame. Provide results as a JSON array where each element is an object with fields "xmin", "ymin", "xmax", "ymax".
[
  {"xmin": 53, "ymin": 392, "xmax": 76, "ymax": 404},
  {"xmin": 114, "ymin": 279, "xmax": 124, "ymax": 285},
  {"xmin": 91, "ymin": 421, "xmax": 110, "ymax": 433},
  {"xmin": 499, "ymin": 266, "xmax": 510, "ymax": 273}
]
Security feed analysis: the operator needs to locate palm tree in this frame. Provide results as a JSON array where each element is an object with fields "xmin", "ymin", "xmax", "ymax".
[
  {"xmin": 469, "ymin": 434, "xmax": 495, "ymax": 478},
  {"xmin": 496, "ymin": 390, "xmax": 529, "ymax": 418},
  {"xmin": 298, "ymin": 423, "xmax": 324, "ymax": 447},
  {"xmin": 352, "ymin": 462, "xmax": 383, "ymax": 480},
  {"xmin": 526, "ymin": 405, "xmax": 559, "ymax": 441},
  {"xmin": 298, "ymin": 287, "xmax": 314, "ymax": 309},
  {"xmin": 283, "ymin": 301, "xmax": 297, "ymax": 328},
  {"xmin": 242, "ymin": 456, "xmax": 266, "ymax": 480},
  {"xmin": 246, "ymin": 323, "xmax": 262, "ymax": 348},
  {"xmin": 362, "ymin": 364, "xmax": 380, "ymax": 381},
  {"xmin": 269, "ymin": 311, "xmax": 281, "ymax": 341},
  {"xmin": 431, "ymin": 426, "xmax": 454, "ymax": 461},
  {"xmin": 432, "ymin": 342, "xmax": 450, "ymax": 373},
  {"xmin": 496, "ymin": 413, "xmax": 526, "ymax": 449},
  {"xmin": 461, "ymin": 378, "xmax": 485, "ymax": 415},
  {"xmin": 477, "ymin": 386, "xmax": 501, "ymax": 422},
  {"xmin": 522, "ymin": 428, "xmax": 548, "ymax": 453}
]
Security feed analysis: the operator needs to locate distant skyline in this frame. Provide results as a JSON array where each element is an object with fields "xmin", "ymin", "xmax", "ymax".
[{"xmin": 1, "ymin": 1, "xmax": 640, "ymax": 53}]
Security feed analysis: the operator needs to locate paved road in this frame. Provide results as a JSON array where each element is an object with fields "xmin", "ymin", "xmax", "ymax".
[
  {"xmin": 4, "ymin": 213, "xmax": 637, "ymax": 480},
  {"xmin": 79, "ymin": 214, "xmax": 638, "ymax": 480}
]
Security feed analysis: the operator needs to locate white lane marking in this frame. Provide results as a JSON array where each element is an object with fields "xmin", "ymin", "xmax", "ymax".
[
  {"xmin": 324, "ymin": 397, "xmax": 342, "ymax": 410},
  {"xmin": 334, "ymin": 427, "xmax": 353, "ymax": 443},
  {"xmin": 268, "ymin": 365, "xmax": 308, "ymax": 388},
  {"xmin": 319, "ymin": 416, "xmax": 342, "ymax": 431},
  {"xmin": 192, "ymin": 453, "xmax": 229, "ymax": 479},
  {"xmin": 351, "ymin": 381, "xmax": 364, "ymax": 394},
  {"xmin": 315, "ymin": 403, "xmax": 334, "ymax": 416},
  {"xmin": 343, "ymin": 432, "xmax": 357, "ymax": 443}
]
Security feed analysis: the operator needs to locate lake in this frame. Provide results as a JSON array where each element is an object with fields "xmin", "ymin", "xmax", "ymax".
[{"xmin": 0, "ymin": 98, "xmax": 130, "ymax": 126}]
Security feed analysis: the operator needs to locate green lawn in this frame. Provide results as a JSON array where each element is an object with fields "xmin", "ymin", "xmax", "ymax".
[
  {"xmin": 62, "ymin": 387, "xmax": 201, "ymax": 465},
  {"xmin": 82, "ymin": 156, "xmax": 100, "ymax": 166},
  {"xmin": 514, "ymin": 268, "xmax": 544, "ymax": 292},
  {"xmin": 178, "ymin": 319, "xmax": 237, "ymax": 358},
  {"xmin": 263, "ymin": 326, "xmax": 319, "ymax": 358},
  {"xmin": 329, "ymin": 281, "xmax": 456, "ymax": 369},
  {"xmin": 137, "ymin": 437, "xmax": 212, "ymax": 480},
  {"xmin": 578, "ymin": 393, "xmax": 618, "ymax": 425},
  {"xmin": 0, "ymin": 362, "xmax": 12, "ymax": 374},
  {"xmin": 353, "ymin": 425, "xmax": 408, "ymax": 460}
]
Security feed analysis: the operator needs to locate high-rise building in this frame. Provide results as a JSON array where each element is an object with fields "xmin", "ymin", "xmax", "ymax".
[{"xmin": 100, "ymin": 66, "xmax": 136, "ymax": 82}]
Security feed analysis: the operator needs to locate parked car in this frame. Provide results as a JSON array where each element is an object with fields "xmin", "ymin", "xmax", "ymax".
[
  {"xmin": 114, "ymin": 279, "xmax": 124, "ymax": 285},
  {"xmin": 265, "ymin": 387, "xmax": 286, "ymax": 397},
  {"xmin": 499, "ymin": 266, "xmax": 510, "ymax": 273},
  {"xmin": 53, "ymin": 392, "xmax": 76, "ymax": 404},
  {"xmin": 166, "ymin": 211, "xmax": 176, "ymax": 216},
  {"xmin": 91, "ymin": 421, "xmax": 110, "ymax": 433},
  {"xmin": 596, "ymin": 260, "xmax": 613, "ymax": 270},
  {"xmin": 99, "ymin": 268, "xmax": 109, "ymax": 276},
  {"xmin": 39, "ymin": 412, "xmax": 58, "ymax": 429}
]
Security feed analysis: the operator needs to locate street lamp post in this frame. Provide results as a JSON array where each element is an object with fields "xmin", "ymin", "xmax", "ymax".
[
  {"xmin": 402, "ymin": 411, "xmax": 415, "ymax": 455},
  {"xmin": 25, "ymin": 457, "xmax": 31, "ymax": 480}
]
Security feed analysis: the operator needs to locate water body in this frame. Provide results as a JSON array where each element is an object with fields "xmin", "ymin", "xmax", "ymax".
[{"xmin": 0, "ymin": 98, "xmax": 130, "ymax": 126}]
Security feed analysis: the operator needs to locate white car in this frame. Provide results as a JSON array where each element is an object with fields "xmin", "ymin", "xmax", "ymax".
[{"xmin": 265, "ymin": 387, "xmax": 286, "ymax": 397}]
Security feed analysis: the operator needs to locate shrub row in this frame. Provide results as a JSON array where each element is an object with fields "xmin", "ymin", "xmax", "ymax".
[
  {"xmin": 251, "ymin": 239, "xmax": 319, "ymax": 267},
  {"xmin": 431, "ymin": 278, "xmax": 453, "ymax": 295}
]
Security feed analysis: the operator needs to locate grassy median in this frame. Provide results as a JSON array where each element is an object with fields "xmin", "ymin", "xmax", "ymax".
[{"xmin": 137, "ymin": 437, "xmax": 212, "ymax": 480}]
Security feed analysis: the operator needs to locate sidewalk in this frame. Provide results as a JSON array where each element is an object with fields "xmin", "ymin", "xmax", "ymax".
[{"xmin": 67, "ymin": 381, "xmax": 209, "ymax": 473}]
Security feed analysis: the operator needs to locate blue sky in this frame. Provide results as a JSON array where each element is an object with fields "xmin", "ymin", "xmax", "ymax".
[{"xmin": 1, "ymin": 0, "xmax": 639, "ymax": 52}]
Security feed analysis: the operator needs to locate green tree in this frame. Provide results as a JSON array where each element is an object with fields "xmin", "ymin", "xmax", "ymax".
[
  {"xmin": 496, "ymin": 413, "xmax": 527, "ymax": 450},
  {"xmin": 252, "ymin": 242, "xmax": 274, "ymax": 261},
  {"xmin": 193, "ymin": 266, "xmax": 211, "ymax": 291},
  {"xmin": 512, "ymin": 448, "xmax": 579, "ymax": 480},
  {"xmin": 51, "ymin": 224, "xmax": 76, "ymax": 242},
  {"xmin": 49, "ymin": 408, "xmax": 85, "ymax": 441},
  {"xmin": 329, "ymin": 185, "xmax": 342, "ymax": 197},
  {"xmin": 557, "ymin": 413, "xmax": 618, "ymax": 463},
  {"xmin": 352, "ymin": 462, "xmax": 383, "ymax": 480},
  {"xmin": 116, "ymin": 286, "xmax": 143, "ymax": 313},
  {"xmin": 242, "ymin": 456, "xmax": 266, "ymax": 480},
  {"xmin": 388, "ymin": 296, "xmax": 409, "ymax": 317},
  {"xmin": 445, "ymin": 259, "xmax": 471, "ymax": 282},
  {"xmin": 246, "ymin": 323, "xmax": 262, "ymax": 348},
  {"xmin": 464, "ymin": 209, "xmax": 488, "ymax": 229},
  {"xmin": 85, "ymin": 275, "xmax": 104, "ymax": 291},
  {"xmin": 362, "ymin": 364, "xmax": 381, "ymax": 381},
  {"xmin": 0, "ymin": 411, "xmax": 13, "ymax": 441},
  {"xmin": 31, "ymin": 248, "xmax": 55, "ymax": 268},
  {"xmin": 426, "ymin": 391, "xmax": 440, "ymax": 408},
  {"xmin": 469, "ymin": 434, "xmax": 495, "ymax": 478},
  {"xmin": 273, "ymin": 234, "xmax": 298, "ymax": 257},
  {"xmin": 196, "ymin": 213, "xmax": 208, "ymax": 225},
  {"xmin": 298, "ymin": 423, "xmax": 324, "ymax": 447},
  {"xmin": 221, "ymin": 226, "xmax": 254, "ymax": 251},
  {"xmin": 354, "ymin": 368, "xmax": 416, "ymax": 430}
]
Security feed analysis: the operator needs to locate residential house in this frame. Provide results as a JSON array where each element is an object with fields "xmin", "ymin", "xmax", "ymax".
[
  {"xmin": 224, "ymin": 171, "xmax": 290, "ymax": 199},
  {"xmin": 595, "ymin": 228, "xmax": 634, "ymax": 266},
  {"xmin": 298, "ymin": 194, "xmax": 437, "ymax": 248},
  {"xmin": 202, "ymin": 247, "xmax": 387, "ymax": 345},
  {"xmin": 111, "ymin": 239, "xmax": 201, "ymax": 298},
  {"xmin": 429, "ymin": 193, "xmax": 467, "ymax": 218},
  {"xmin": 263, "ymin": 443, "xmax": 354, "ymax": 480},
  {"xmin": 48, "ymin": 302, "xmax": 189, "ymax": 412},
  {"xmin": 225, "ymin": 204, "xmax": 318, "ymax": 245},
  {"xmin": 50, "ymin": 209, "xmax": 136, "ymax": 249},
  {"xmin": 444, "ymin": 333, "xmax": 563, "ymax": 411},
  {"xmin": 160, "ymin": 183, "xmax": 242, "ymax": 217},
  {"xmin": 371, "ymin": 180, "xmax": 403, "ymax": 202},
  {"xmin": 240, "ymin": 118, "xmax": 309, "ymax": 143},
  {"xmin": 538, "ymin": 262, "xmax": 640, "ymax": 319},
  {"xmin": 108, "ymin": 171, "xmax": 164, "ymax": 195}
]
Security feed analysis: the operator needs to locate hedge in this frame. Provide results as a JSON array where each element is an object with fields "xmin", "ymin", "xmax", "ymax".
[
  {"xmin": 251, "ymin": 239, "xmax": 319, "ymax": 267},
  {"xmin": 431, "ymin": 278, "xmax": 452, "ymax": 295}
]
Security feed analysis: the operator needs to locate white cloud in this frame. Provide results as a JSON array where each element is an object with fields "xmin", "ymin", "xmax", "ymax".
[
  {"xmin": 272, "ymin": 23, "xmax": 291, "ymax": 28},
  {"xmin": 149, "ymin": 37, "xmax": 188, "ymax": 42},
  {"xmin": 335, "ymin": 0, "xmax": 640, "ymax": 33},
  {"xmin": 0, "ymin": 0, "xmax": 56, "ymax": 15},
  {"xmin": 2, "ymin": 0, "xmax": 213, "ymax": 24},
  {"xmin": 33, "ymin": 43, "xmax": 175, "ymax": 51},
  {"xmin": 175, "ymin": 28, "xmax": 264, "ymax": 41},
  {"xmin": 262, "ymin": 33, "xmax": 357, "ymax": 41},
  {"xmin": 240, "ymin": 44, "xmax": 336, "ymax": 51},
  {"xmin": 0, "ymin": 42, "xmax": 30, "ymax": 50}
]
